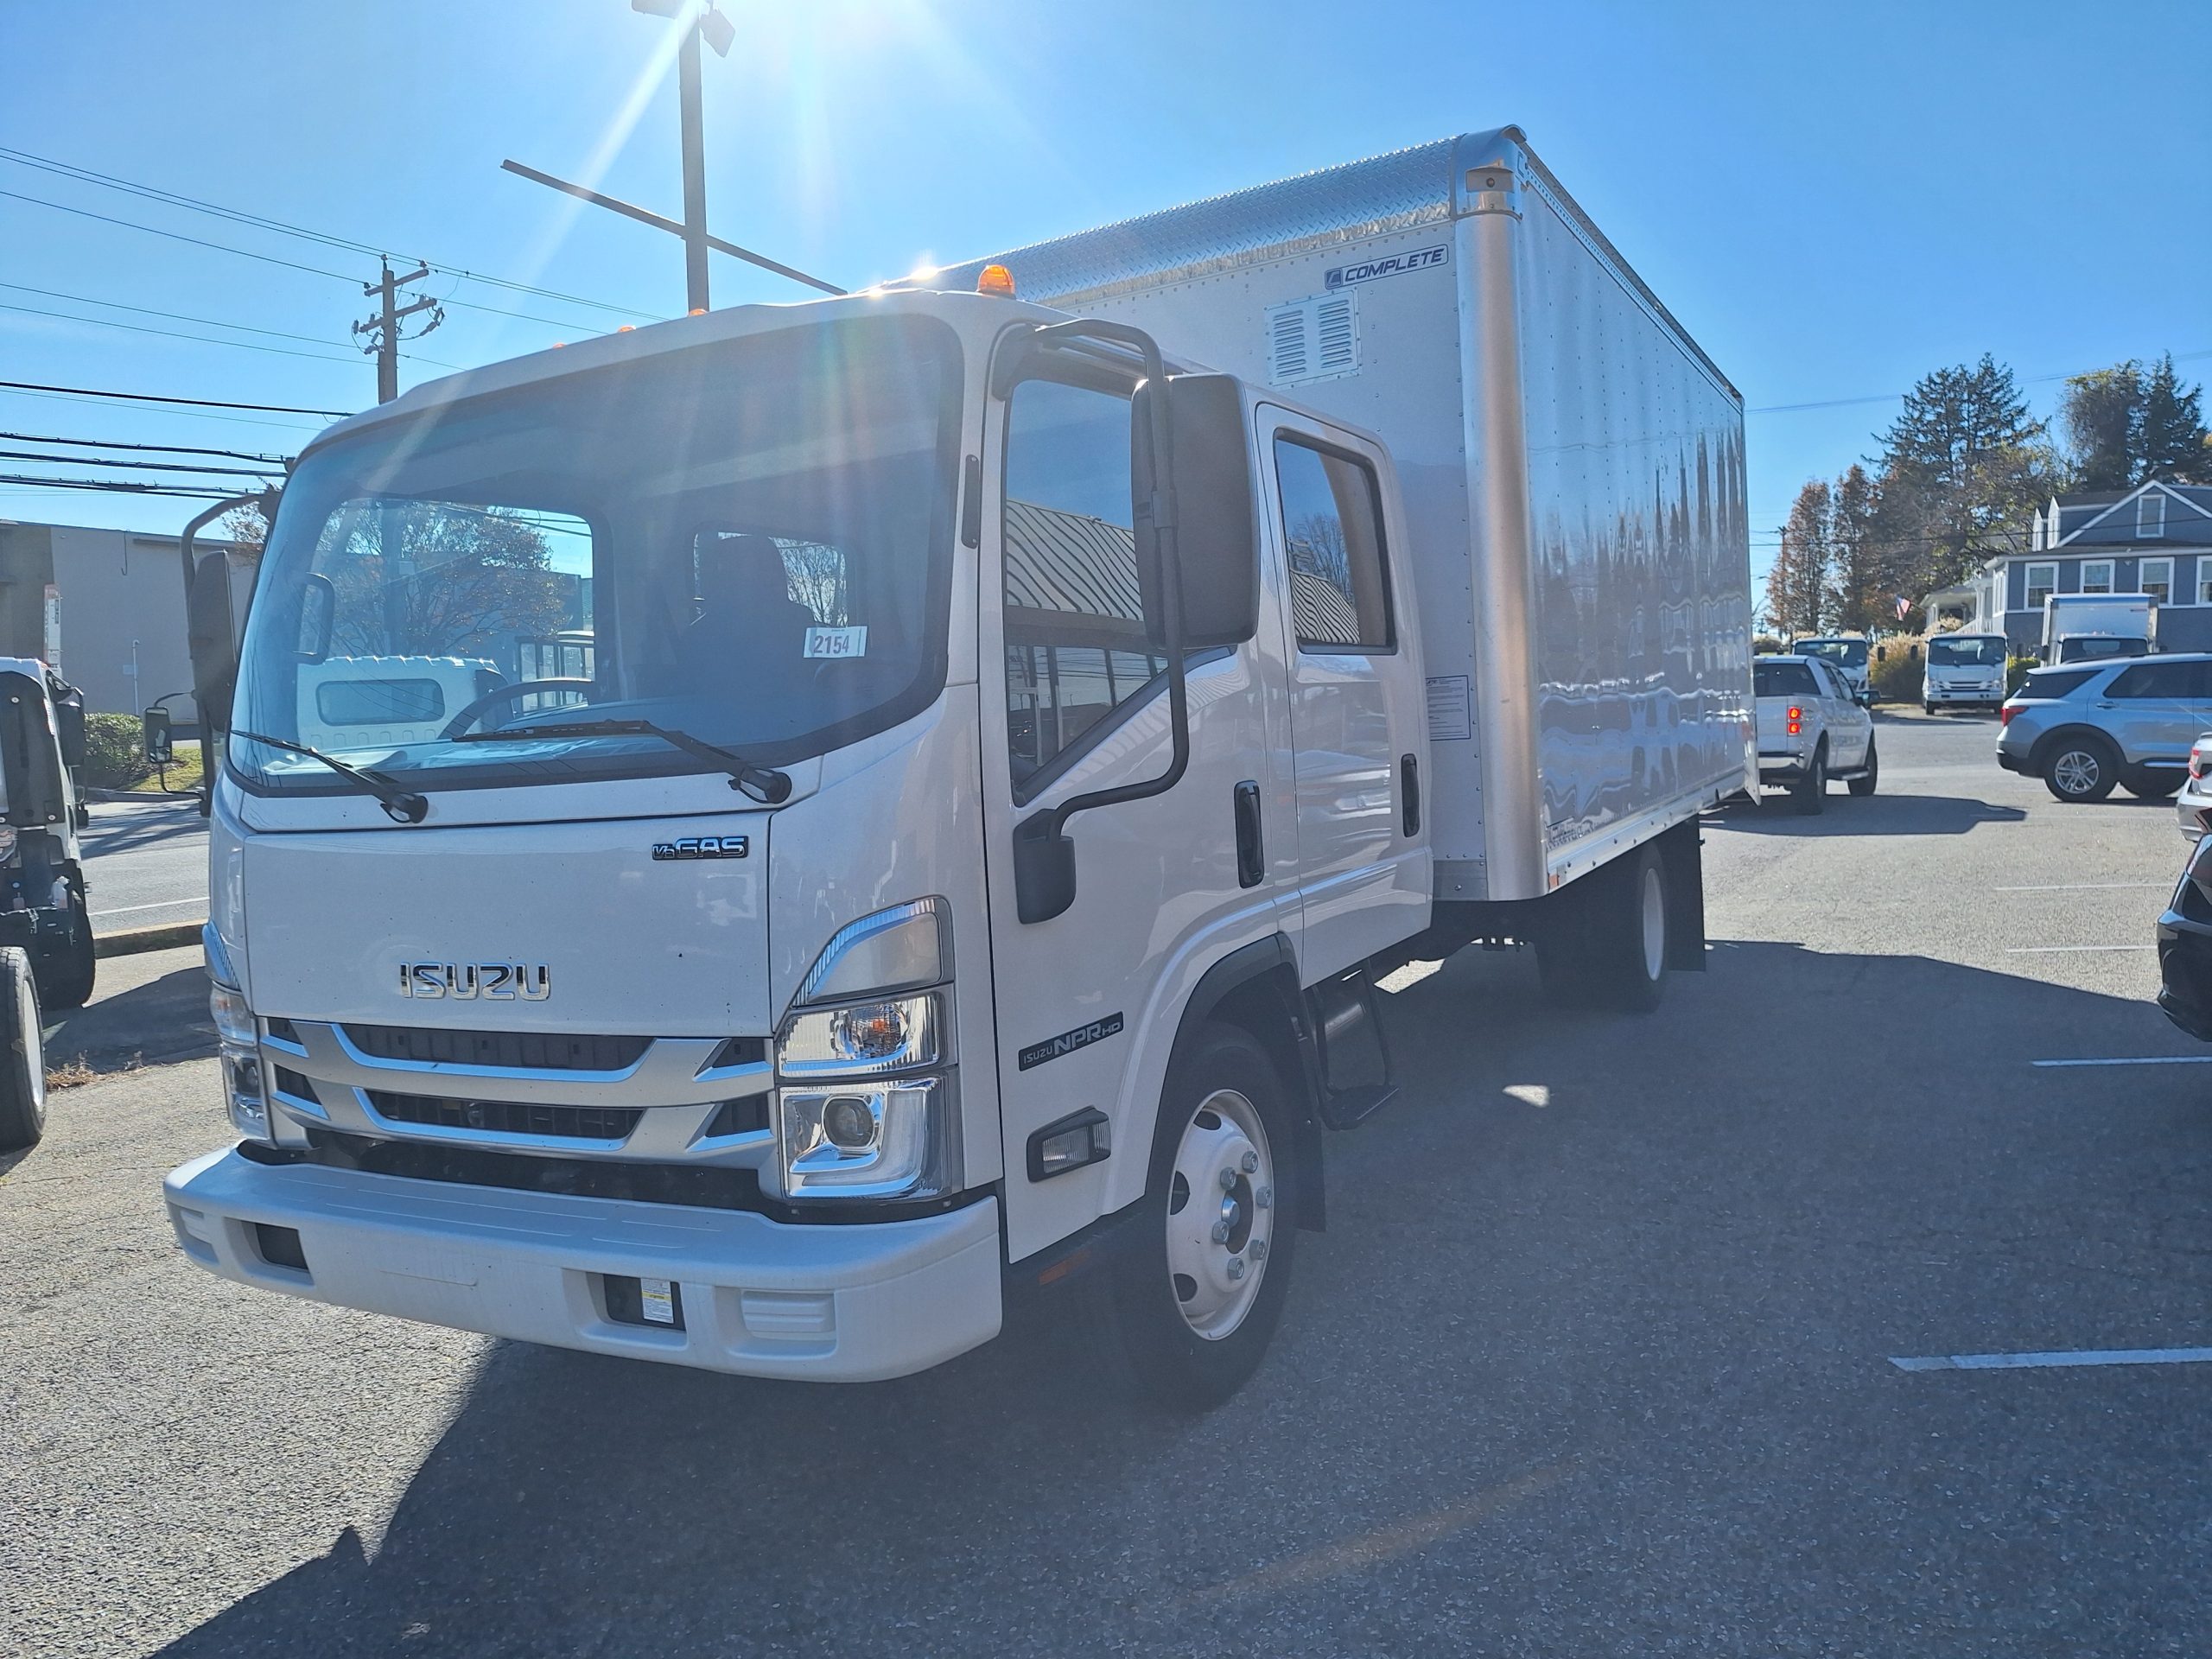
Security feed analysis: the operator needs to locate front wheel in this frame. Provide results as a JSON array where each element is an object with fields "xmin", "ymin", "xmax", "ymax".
[
  {"xmin": 1094, "ymin": 1025, "xmax": 1300, "ymax": 1409},
  {"xmin": 0, "ymin": 947, "xmax": 48, "ymax": 1151},
  {"xmin": 1847, "ymin": 737, "xmax": 1879, "ymax": 797},
  {"xmin": 39, "ymin": 891, "xmax": 96, "ymax": 1012},
  {"xmin": 2044, "ymin": 737, "xmax": 2119, "ymax": 803}
]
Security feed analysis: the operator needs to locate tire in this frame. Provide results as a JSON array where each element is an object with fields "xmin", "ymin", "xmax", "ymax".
[
  {"xmin": 1923, "ymin": 702, "xmax": 1934, "ymax": 716},
  {"xmin": 1536, "ymin": 844, "xmax": 1668, "ymax": 1014},
  {"xmin": 2124, "ymin": 772, "xmax": 2183, "ymax": 802},
  {"xmin": 2043, "ymin": 735, "xmax": 2120, "ymax": 804},
  {"xmin": 1092, "ymin": 1025, "xmax": 1300, "ymax": 1409},
  {"xmin": 1847, "ymin": 736, "xmax": 1879, "ymax": 797},
  {"xmin": 0, "ymin": 947, "xmax": 48, "ymax": 1151},
  {"xmin": 38, "ymin": 890, "xmax": 96, "ymax": 1012},
  {"xmin": 1793, "ymin": 742, "xmax": 1827, "ymax": 816}
]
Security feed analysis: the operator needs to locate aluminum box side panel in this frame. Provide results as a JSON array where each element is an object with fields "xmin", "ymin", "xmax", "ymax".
[
  {"xmin": 1028, "ymin": 230, "xmax": 1487, "ymax": 885},
  {"xmin": 1512, "ymin": 166, "xmax": 1755, "ymax": 889}
]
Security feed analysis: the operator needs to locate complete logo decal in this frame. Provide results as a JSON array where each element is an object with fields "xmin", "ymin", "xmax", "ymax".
[
  {"xmin": 1325, "ymin": 244, "xmax": 1448, "ymax": 289},
  {"xmin": 400, "ymin": 963, "xmax": 551, "ymax": 1001},
  {"xmin": 1017, "ymin": 1012, "xmax": 1125, "ymax": 1072},
  {"xmin": 652, "ymin": 836, "xmax": 749, "ymax": 861}
]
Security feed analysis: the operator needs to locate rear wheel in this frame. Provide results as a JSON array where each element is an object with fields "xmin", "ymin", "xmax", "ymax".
[
  {"xmin": 1793, "ymin": 743, "xmax": 1827, "ymax": 815},
  {"xmin": 1536, "ymin": 843, "xmax": 1669, "ymax": 1013},
  {"xmin": 0, "ymin": 948, "xmax": 48, "ymax": 1151},
  {"xmin": 39, "ymin": 891, "xmax": 96, "ymax": 1012},
  {"xmin": 1847, "ymin": 737, "xmax": 1879, "ymax": 797},
  {"xmin": 1094, "ymin": 1025, "xmax": 1300, "ymax": 1409},
  {"xmin": 2044, "ymin": 736, "xmax": 2119, "ymax": 803}
]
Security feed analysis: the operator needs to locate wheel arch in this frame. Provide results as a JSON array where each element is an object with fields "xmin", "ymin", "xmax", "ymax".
[
  {"xmin": 2029, "ymin": 724, "xmax": 2119, "ymax": 773},
  {"xmin": 1166, "ymin": 934, "xmax": 1327, "ymax": 1232}
]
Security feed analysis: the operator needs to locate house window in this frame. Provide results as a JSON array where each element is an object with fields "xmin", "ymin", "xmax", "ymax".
[
  {"xmin": 2079, "ymin": 560, "xmax": 2114, "ymax": 595},
  {"xmin": 2025, "ymin": 563, "xmax": 2057, "ymax": 609},
  {"xmin": 2139, "ymin": 493, "xmax": 2166, "ymax": 538},
  {"xmin": 2140, "ymin": 556, "xmax": 2172, "ymax": 606}
]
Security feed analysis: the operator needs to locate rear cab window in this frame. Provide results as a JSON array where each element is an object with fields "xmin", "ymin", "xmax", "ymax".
[{"xmin": 1752, "ymin": 660, "xmax": 1818, "ymax": 699}]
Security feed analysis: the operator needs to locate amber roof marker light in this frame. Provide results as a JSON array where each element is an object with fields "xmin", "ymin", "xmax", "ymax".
[{"xmin": 977, "ymin": 264, "xmax": 1017, "ymax": 299}]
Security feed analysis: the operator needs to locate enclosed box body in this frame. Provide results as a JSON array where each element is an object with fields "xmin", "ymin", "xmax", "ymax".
[
  {"xmin": 2043, "ymin": 593, "xmax": 2155, "ymax": 658},
  {"xmin": 943, "ymin": 127, "xmax": 1754, "ymax": 902}
]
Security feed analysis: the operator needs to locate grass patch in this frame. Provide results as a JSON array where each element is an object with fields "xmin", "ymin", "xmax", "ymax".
[{"xmin": 126, "ymin": 751, "xmax": 206, "ymax": 793}]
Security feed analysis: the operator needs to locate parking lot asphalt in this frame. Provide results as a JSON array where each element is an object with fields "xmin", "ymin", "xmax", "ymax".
[
  {"xmin": 79, "ymin": 797, "xmax": 209, "ymax": 938},
  {"xmin": 6, "ymin": 710, "xmax": 2209, "ymax": 1658}
]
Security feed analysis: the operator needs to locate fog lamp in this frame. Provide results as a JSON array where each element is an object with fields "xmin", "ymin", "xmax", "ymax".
[{"xmin": 821, "ymin": 1095, "xmax": 878, "ymax": 1150}]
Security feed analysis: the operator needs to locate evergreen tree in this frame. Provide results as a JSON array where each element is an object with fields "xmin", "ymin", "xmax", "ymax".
[
  {"xmin": 1825, "ymin": 464, "xmax": 1879, "ymax": 631},
  {"xmin": 2139, "ymin": 353, "xmax": 2210, "ymax": 483},
  {"xmin": 1766, "ymin": 479, "xmax": 1833, "ymax": 637},
  {"xmin": 2058, "ymin": 363, "xmax": 2142, "ymax": 491},
  {"xmin": 1871, "ymin": 355, "xmax": 2053, "ymax": 596}
]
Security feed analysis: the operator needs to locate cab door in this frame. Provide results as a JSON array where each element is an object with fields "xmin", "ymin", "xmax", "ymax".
[
  {"xmin": 2101, "ymin": 658, "xmax": 2201, "ymax": 767},
  {"xmin": 1255, "ymin": 409, "xmax": 1429, "ymax": 978},
  {"xmin": 976, "ymin": 364, "xmax": 1298, "ymax": 1264}
]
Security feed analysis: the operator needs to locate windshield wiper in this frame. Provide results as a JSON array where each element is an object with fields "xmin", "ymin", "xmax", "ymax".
[
  {"xmin": 454, "ymin": 719, "xmax": 793, "ymax": 804},
  {"xmin": 232, "ymin": 730, "xmax": 430, "ymax": 823}
]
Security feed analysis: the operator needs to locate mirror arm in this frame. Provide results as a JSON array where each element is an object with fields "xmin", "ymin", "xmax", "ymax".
[{"xmin": 1010, "ymin": 318, "xmax": 1192, "ymax": 924}]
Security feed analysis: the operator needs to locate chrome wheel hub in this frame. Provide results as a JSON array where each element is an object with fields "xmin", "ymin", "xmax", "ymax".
[
  {"xmin": 2055, "ymin": 750, "xmax": 2099, "ymax": 795},
  {"xmin": 1165, "ymin": 1087, "xmax": 1274, "ymax": 1339}
]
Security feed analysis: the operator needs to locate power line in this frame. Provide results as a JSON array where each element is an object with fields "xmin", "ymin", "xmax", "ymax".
[
  {"xmin": 0, "ymin": 147, "xmax": 660, "ymax": 323},
  {"xmin": 0, "ymin": 430, "xmax": 290, "ymax": 465},
  {"xmin": 1749, "ymin": 347, "xmax": 2212, "ymax": 416},
  {"xmin": 0, "ymin": 473, "xmax": 244, "ymax": 500},
  {"xmin": 0, "ymin": 450, "xmax": 280, "ymax": 478},
  {"xmin": 0, "ymin": 380, "xmax": 347, "ymax": 416},
  {"xmin": 3, "ymin": 299, "xmax": 374, "ymax": 367},
  {"xmin": 0, "ymin": 281, "xmax": 347, "ymax": 349}
]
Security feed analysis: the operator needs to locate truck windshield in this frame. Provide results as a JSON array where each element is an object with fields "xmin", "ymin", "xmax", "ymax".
[
  {"xmin": 1798, "ymin": 639, "xmax": 1867, "ymax": 669},
  {"xmin": 232, "ymin": 314, "xmax": 963, "ymax": 799},
  {"xmin": 1928, "ymin": 636, "xmax": 2005, "ymax": 666}
]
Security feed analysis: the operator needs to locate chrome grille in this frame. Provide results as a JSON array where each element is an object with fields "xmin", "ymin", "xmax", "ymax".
[
  {"xmin": 365, "ymin": 1090, "xmax": 644, "ymax": 1142},
  {"xmin": 341, "ymin": 1024, "xmax": 650, "ymax": 1071}
]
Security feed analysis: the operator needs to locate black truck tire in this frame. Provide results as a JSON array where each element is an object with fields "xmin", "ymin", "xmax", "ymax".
[
  {"xmin": 1847, "ymin": 737, "xmax": 1879, "ymax": 797},
  {"xmin": 1793, "ymin": 743, "xmax": 1827, "ymax": 816},
  {"xmin": 0, "ymin": 947, "xmax": 48, "ymax": 1151},
  {"xmin": 40, "ymin": 890, "xmax": 97, "ymax": 1012}
]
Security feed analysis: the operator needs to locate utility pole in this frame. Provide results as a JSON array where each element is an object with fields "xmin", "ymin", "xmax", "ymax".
[
  {"xmin": 674, "ymin": 13, "xmax": 710, "ymax": 315},
  {"xmin": 353, "ymin": 259, "xmax": 444, "ymax": 404}
]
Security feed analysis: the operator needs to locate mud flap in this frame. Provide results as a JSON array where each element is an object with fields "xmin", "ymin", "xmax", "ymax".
[{"xmin": 1661, "ymin": 817, "xmax": 1707, "ymax": 972}]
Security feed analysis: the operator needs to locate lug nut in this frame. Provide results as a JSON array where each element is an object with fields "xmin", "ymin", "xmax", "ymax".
[
  {"xmin": 1226, "ymin": 1258, "xmax": 1245, "ymax": 1281},
  {"xmin": 1219, "ymin": 1167, "xmax": 1237, "ymax": 1191},
  {"xmin": 1241, "ymin": 1151, "xmax": 1259, "ymax": 1173},
  {"xmin": 1255, "ymin": 1185, "xmax": 1273, "ymax": 1209},
  {"xmin": 1211, "ymin": 1219, "xmax": 1231, "ymax": 1243},
  {"xmin": 1251, "ymin": 1239, "xmax": 1268, "ymax": 1261}
]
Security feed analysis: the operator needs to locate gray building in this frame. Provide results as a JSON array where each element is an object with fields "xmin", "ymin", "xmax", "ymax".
[
  {"xmin": 1961, "ymin": 480, "xmax": 2212, "ymax": 652},
  {"xmin": 0, "ymin": 518, "xmax": 232, "ymax": 721}
]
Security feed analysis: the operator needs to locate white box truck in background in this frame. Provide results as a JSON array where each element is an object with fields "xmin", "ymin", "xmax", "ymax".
[
  {"xmin": 162, "ymin": 128, "xmax": 1752, "ymax": 1406},
  {"xmin": 2044, "ymin": 593, "xmax": 2155, "ymax": 664}
]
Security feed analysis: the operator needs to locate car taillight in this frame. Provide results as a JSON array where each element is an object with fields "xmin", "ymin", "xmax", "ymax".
[
  {"xmin": 1999, "ymin": 703, "xmax": 2018, "ymax": 728},
  {"xmin": 2192, "ymin": 751, "xmax": 2210, "ymax": 781},
  {"xmin": 1786, "ymin": 705, "xmax": 1802, "ymax": 736}
]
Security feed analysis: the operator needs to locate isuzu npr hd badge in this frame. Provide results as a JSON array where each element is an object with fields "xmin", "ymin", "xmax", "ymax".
[{"xmin": 1017, "ymin": 1013, "xmax": 1125, "ymax": 1071}]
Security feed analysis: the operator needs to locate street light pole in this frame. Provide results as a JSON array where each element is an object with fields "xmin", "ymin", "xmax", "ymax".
[{"xmin": 675, "ymin": 16, "xmax": 710, "ymax": 315}]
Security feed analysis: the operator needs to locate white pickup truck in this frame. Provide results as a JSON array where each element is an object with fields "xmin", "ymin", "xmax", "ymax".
[{"xmin": 1754, "ymin": 654, "xmax": 1877, "ymax": 813}]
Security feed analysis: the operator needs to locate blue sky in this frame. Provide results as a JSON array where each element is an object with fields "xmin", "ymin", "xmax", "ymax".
[{"xmin": 3, "ymin": 0, "xmax": 2208, "ymax": 589}]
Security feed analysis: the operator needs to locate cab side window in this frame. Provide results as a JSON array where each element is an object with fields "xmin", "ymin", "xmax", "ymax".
[
  {"xmin": 2107, "ymin": 661, "xmax": 2199, "ymax": 700},
  {"xmin": 1275, "ymin": 436, "xmax": 1393, "ymax": 651},
  {"xmin": 1001, "ymin": 378, "xmax": 1167, "ymax": 796}
]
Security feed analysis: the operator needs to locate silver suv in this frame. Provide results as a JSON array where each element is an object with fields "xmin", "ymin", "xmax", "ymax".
[{"xmin": 1997, "ymin": 654, "xmax": 2212, "ymax": 803}]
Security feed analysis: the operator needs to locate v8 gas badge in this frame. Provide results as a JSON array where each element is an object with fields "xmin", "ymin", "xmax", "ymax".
[{"xmin": 652, "ymin": 836, "xmax": 749, "ymax": 861}]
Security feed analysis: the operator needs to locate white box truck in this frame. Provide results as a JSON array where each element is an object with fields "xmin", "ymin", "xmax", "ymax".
[
  {"xmin": 156, "ymin": 128, "xmax": 1752, "ymax": 1405},
  {"xmin": 2043, "ymin": 592, "xmax": 2155, "ymax": 664}
]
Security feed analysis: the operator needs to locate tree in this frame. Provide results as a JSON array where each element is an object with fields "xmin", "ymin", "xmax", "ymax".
[
  {"xmin": 2139, "ymin": 353, "xmax": 2209, "ymax": 483},
  {"xmin": 1825, "ymin": 464, "xmax": 1880, "ymax": 632},
  {"xmin": 2058, "ymin": 363, "xmax": 2142, "ymax": 492},
  {"xmin": 1766, "ymin": 479, "xmax": 1833, "ymax": 636},
  {"xmin": 219, "ymin": 499, "xmax": 270, "ymax": 556},
  {"xmin": 1870, "ymin": 355, "xmax": 2054, "ymax": 598},
  {"xmin": 324, "ymin": 504, "xmax": 566, "ymax": 660}
]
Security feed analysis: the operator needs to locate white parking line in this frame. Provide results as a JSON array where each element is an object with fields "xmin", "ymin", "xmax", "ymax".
[
  {"xmin": 2031, "ymin": 1054, "xmax": 2212, "ymax": 1068},
  {"xmin": 91, "ymin": 896, "xmax": 207, "ymax": 919},
  {"xmin": 1891, "ymin": 1347, "xmax": 2212, "ymax": 1373},
  {"xmin": 2005, "ymin": 944, "xmax": 2155, "ymax": 953},
  {"xmin": 1993, "ymin": 882, "xmax": 2168, "ymax": 893}
]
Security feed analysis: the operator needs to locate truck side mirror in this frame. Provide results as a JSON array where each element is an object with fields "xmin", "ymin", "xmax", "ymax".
[
  {"xmin": 1132, "ymin": 373, "xmax": 1259, "ymax": 650},
  {"xmin": 1876, "ymin": 645, "xmax": 1887, "ymax": 663},
  {"xmin": 188, "ymin": 548, "xmax": 245, "ymax": 733},
  {"xmin": 143, "ymin": 706, "xmax": 174, "ymax": 766}
]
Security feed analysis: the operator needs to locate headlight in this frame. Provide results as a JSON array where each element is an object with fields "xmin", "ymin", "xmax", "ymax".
[
  {"xmin": 209, "ymin": 979, "xmax": 272, "ymax": 1144},
  {"xmin": 775, "ymin": 899, "xmax": 957, "ymax": 1202}
]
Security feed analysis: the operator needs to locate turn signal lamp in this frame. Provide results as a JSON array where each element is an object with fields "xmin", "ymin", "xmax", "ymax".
[
  {"xmin": 1786, "ymin": 705, "xmax": 1802, "ymax": 737},
  {"xmin": 977, "ymin": 264, "xmax": 1016, "ymax": 298}
]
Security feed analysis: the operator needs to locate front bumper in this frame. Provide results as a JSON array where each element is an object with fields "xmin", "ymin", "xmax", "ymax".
[
  {"xmin": 164, "ymin": 1147, "xmax": 1003, "ymax": 1382},
  {"xmin": 1926, "ymin": 683, "xmax": 2004, "ymax": 704}
]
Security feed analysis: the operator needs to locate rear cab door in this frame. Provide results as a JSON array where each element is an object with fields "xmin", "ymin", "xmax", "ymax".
[{"xmin": 1255, "ymin": 407, "xmax": 1429, "ymax": 977}]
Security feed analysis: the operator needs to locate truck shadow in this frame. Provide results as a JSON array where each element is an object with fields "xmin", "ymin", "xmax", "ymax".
[
  {"xmin": 1711, "ymin": 793, "xmax": 2027, "ymax": 836},
  {"xmin": 47, "ymin": 963, "xmax": 214, "ymax": 1078},
  {"xmin": 153, "ymin": 941, "xmax": 2212, "ymax": 1658}
]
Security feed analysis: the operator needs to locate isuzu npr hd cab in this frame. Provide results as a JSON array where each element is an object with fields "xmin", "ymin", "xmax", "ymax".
[{"xmin": 164, "ymin": 129, "xmax": 1754, "ymax": 1405}]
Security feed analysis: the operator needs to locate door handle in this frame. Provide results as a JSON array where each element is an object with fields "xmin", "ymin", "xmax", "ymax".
[
  {"xmin": 1233, "ymin": 780, "xmax": 1263, "ymax": 888},
  {"xmin": 1400, "ymin": 753, "xmax": 1421, "ymax": 836}
]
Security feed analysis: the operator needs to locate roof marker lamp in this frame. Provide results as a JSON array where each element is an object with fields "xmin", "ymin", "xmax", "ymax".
[{"xmin": 977, "ymin": 264, "xmax": 1016, "ymax": 298}]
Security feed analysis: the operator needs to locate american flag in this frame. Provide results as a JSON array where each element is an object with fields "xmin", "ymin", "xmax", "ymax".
[{"xmin": 1893, "ymin": 595, "xmax": 1910, "ymax": 620}]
